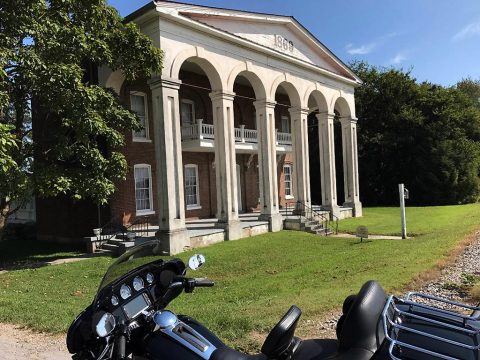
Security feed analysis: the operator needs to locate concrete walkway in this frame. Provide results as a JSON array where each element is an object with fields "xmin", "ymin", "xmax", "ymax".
[{"xmin": 330, "ymin": 233, "xmax": 409, "ymax": 240}]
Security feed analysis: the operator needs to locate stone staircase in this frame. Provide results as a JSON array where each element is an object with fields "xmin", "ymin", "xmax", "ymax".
[{"xmin": 283, "ymin": 202, "xmax": 337, "ymax": 236}]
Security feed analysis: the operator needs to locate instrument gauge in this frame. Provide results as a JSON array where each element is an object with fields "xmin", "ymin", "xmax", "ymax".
[
  {"xmin": 120, "ymin": 284, "xmax": 132, "ymax": 300},
  {"xmin": 146, "ymin": 272, "xmax": 154, "ymax": 284},
  {"xmin": 133, "ymin": 276, "xmax": 144, "ymax": 291},
  {"xmin": 111, "ymin": 295, "xmax": 119, "ymax": 306}
]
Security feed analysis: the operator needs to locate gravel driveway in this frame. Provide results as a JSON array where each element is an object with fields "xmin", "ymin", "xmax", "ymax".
[
  {"xmin": 1, "ymin": 231, "xmax": 479, "ymax": 358},
  {"xmin": 0, "ymin": 323, "xmax": 69, "ymax": 360}
]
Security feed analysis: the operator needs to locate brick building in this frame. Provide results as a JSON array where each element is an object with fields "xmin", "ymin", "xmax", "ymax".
[{"xmin": 37, "ymin": 1, "xmax": 363, "ymax": 253}]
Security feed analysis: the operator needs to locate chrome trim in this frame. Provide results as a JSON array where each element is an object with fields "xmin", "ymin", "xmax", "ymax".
[
  {"xmin": 153, "ymin": 310, "xmax": 216, "ymax": 359},
  {"xmin": 382, "ymin": 294, "xmax": 480, "ymax": 360}
]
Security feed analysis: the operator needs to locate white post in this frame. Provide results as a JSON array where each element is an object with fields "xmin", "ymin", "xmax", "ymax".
[
  {"xmin": 399, "ymin": 183, "xmax": 407, "ymax": 239},
  {"xmin": 197, "ymin": 118, "xmax": 203, "ymax": 140},
  {"xmin": 275, "ymin": 128, "xmax": 279, "ymax": 145},
  {"xmin": 240, "ymin": 124, "xmax": 245, "ymax": 143}
]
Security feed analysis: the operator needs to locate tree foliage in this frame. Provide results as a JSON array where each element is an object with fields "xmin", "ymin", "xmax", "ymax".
[
  {"xmin": 352, "ymin": 62, "xmax": 480, "ymax": 206},
  {"xmin": 0, "ymin": 0, "xmax": 163, "ymax": 229}
]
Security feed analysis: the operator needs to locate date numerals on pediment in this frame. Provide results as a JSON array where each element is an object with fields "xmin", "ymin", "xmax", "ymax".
[{"xmin": 275, "ymin": 35, "xmax": 294, "ymax": 53}]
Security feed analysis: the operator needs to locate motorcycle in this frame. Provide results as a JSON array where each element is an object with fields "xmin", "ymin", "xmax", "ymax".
[{"xmin": 67, "ymin": 240, "xmax": 480, "ymax": 360}]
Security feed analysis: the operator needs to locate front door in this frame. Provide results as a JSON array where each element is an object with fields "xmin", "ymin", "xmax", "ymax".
[{"xmin": 236, "ymin": 164, "xmax": 243, "ymax": 212}]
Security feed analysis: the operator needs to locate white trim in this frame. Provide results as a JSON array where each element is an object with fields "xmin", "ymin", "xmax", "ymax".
[
  {"xmin": 134, "ymin": 164, "xmax": 154, "ymax": 213},
  {"xmin": 130, "ymin": 91, "xmax": 150, "ymax": 141},
  {"xmin": 186, "ymin": 205, "xmax": 202, "ymax": 211},
  {"xmin": 153, "ymin": 8, "xmax": 361, "ymax": 86},
  {"xmin": 184, "ymin": 164, "xmax": 201, "ymax": 208},
  {"xmin": 284, "ymin": 164, "xmax": 293, "ymax": 198},
  {"xmin": 136, "ymin": 210, "xmax": 156, "ymax": 216},
  {"xmin": 285, "ymin": 195, "xmax": 294, "ymax": 200}
]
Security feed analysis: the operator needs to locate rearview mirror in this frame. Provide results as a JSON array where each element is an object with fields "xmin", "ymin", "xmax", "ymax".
[
  {"xmin": 188, "ymin": 254, "xmax": 206, "ymax": 271},
  {"xmin": 94, "ymin": 312, "xmax": 116, "ymax": 338}
]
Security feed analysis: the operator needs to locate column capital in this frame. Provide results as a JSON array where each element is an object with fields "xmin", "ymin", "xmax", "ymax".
[
  {"xmin": 315, "ymin": 112, "xmax": 336, "ymax": 121},
  {"xmin": 339, "ymin": 116, "xmax": 358, "ymax": 124},
  {"xmin": 209, "ymin": 90, "xmax": 236, "ymax": 103},
  {"xmin": 148, "ymin": 76, "xmax": 182, "ymax": 91},
  {"xmin": 288, "ymin": 106, "xmax": 310, "ymax": 117},
  {"xmin": 253, "ymin": 99, "xmax": 277, "ymax": 110}
]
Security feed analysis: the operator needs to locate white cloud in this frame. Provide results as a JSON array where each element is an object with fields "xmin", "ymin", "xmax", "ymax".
[
  {"xmin": 345, "ymin": 32, "xmax": 401, "ymax": 56},
  {"xmin": 389, "ymin": 52, "xmax": 408, "ymax": 65},
  {"xmin": 388, "ymin": 51, "xmax": 408, "ymax": 65},
  {"xmin": 346, "ymin": 43, "xmax": 376, "ymax": 55},
  {"xmin": 453, "ymin": 21, "xmax": 480, "ymax": 41}
]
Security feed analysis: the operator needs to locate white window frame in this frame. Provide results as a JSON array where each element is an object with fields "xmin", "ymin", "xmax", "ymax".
[
  {"xmin": 284, "ymin": 164, "xmax": 294, "ymax": 199},
  {"xmin": 184, "ymin": 164, "xmax": 201, "ymax": 210},
  {"xmin": 281, "ymin": 115, "xmax": 290, "ymax": 133},
  {"xmin": 130, "ymin": 91, "xmax": 150, "ymax": 142},
  {"xmin": 180, "ymin": 99, "xmax": 196, "ymax": 125},
  {"xmin": 134, "ymin": 164, "xmax": 154, "ymax": 215}
]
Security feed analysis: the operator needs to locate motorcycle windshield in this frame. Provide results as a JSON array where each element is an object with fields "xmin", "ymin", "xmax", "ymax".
[{"xmin": 96, "ymin": 240, "xmax": 166, "ymax": 295}]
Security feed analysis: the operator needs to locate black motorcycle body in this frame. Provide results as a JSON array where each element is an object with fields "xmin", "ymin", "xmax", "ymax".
[{"xmin": 67, "ymin": 241, "xmax": 480, "ymax": 360}]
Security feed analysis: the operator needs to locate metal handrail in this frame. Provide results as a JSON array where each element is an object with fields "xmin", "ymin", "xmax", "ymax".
[
  {"xmin": 95, "ymin": 215, "xmax": 151, "ymax": 244},
  {"xmin": 284, "ymin": 201, "xmax": 337, "ymax": 235}
]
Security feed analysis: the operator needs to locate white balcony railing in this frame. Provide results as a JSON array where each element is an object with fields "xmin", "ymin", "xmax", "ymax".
[{"xmin": 181, "ymin": 119, "xmax": 292, "ymax": 147}]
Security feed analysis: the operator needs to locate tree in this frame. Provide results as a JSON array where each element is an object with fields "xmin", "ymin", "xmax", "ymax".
[
  {"xmin": 0, "ymin": 0, "xmax": 163, "ymax": 235},
  {"xmin": 351, "ymin": 62, "xmax": 480, "ymax": 206}
]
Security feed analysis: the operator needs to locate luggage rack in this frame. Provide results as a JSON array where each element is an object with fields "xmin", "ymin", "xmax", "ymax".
[{"xmin": 382, "ymin": 292, "xmax": 480, "ymax": 360}]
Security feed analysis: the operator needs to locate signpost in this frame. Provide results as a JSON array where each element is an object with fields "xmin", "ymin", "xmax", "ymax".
[
  {"xmin": 356, "ymin": 226, "xmax": 369, "ymax": 242},
  {"xmin": 399, "ymin": 184, "xmax": 408, "ymax": 239}
]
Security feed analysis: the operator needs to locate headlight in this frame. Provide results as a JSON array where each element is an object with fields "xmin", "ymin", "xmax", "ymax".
[
  {"xmin": 133, "ymin": 276, "xmax": 144, "ymax": 291},
  {"xmin": 111, "ymin": 295, "xmax": 119, "ymax": 306},
  {"xmin": 120, "ymin": 284, "xmax": 132, "ymax": 300}
]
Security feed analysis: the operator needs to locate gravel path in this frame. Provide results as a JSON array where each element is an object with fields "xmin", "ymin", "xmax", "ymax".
[{"xmin": 0, "ymin": 323, "xmax": 69, "ymax": 359}]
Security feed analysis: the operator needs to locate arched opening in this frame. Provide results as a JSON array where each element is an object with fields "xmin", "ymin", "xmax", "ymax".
[
  {"xmin": 177, "ymin": 57, "xmax": 221, "ymax": 220},
  {"xmin": 306, "ymin": 90, "xmax": 329, "ymax": 206},
  {"xmin": 333, "ymin": 97, "xmax": 352, "ymax": 206},
  {"xmin": 232, "ymin": 71, "xmax": 266, "ymax": 214},
  {"xmin": 273, "ymin": 82, "xmax": 301, "ymax": 209}
]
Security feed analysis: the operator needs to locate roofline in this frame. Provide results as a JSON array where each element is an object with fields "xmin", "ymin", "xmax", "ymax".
[{"xmin": 123, "ymin": 0, "xmax": 362, "ymax": 85}]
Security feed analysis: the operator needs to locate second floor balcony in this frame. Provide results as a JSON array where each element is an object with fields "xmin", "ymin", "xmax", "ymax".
[{"xmin": 181, "ymin": 120, "xmax": 292, "ymax": 154}]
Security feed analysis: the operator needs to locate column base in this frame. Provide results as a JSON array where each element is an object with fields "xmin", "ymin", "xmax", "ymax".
[
  {"xmin": 218, "ymin": 219, "xmax": 243, "ymax": 241},
  {"xmin": 155, "ymin": 227, "xmax": 190, "ymax": 255},
  {"xmin": 322, "ymin": 204, "xmax": 341, "ymax": 220},
  {"xmin": 344, "ymin": 201, "xmax": 363, "ymax": 217},
  {"xmin": 259, "ymin": 213, "xmax": 284, "ymax": 232}
]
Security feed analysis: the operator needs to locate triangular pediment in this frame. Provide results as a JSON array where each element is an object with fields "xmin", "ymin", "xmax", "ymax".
[{"xmin": 177, "ymin": 10, "xmax": 357, "ymax": 81}]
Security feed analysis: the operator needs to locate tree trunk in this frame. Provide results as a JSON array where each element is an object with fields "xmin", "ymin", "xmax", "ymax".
[{"xmin": 0, "ymin": 198, "xmax": 10, "ymax": 241}]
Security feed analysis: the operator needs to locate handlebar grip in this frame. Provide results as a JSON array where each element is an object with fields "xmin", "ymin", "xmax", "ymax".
[
  {"xmin": 114, "ymin": 334, "xmax": 127, "ymax": 360},
  {"xmin": 194, "ymin": 279, "xmax": 214, "ymax": 287}
]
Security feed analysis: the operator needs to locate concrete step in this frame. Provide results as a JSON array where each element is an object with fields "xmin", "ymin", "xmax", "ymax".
[{"xmin": 101, "ymin": 243, "xmax": 120, "ymax": 253}]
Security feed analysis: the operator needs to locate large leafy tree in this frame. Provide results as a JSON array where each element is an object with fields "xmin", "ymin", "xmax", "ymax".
[
  {"xmin": 0, "ymin": 0, "xmax": 163, "ymax": 234},
  {"xmin": 351, "ymin": 62, "xmax": 480, "ymax": 206}
]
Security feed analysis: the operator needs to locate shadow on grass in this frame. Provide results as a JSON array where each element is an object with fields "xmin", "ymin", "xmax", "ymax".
[{"xmin": 0, "ymin": 238, "xmax": 85, "ymax": 271}]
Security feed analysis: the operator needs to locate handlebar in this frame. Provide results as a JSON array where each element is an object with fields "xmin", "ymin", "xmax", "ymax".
[{"xmin": 170, "ymin": 277, "xmax": 215, "ymax": 293}]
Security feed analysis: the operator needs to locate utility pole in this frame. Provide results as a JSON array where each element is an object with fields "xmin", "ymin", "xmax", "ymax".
[{"xmin": 399, "ymin": 184, "xmax": 408, "ymax": 239}]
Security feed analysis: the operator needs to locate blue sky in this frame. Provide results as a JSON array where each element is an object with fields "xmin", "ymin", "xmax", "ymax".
[{"xmin": 108, "ymin": 0, "xmax": 480, "ymax": 86}]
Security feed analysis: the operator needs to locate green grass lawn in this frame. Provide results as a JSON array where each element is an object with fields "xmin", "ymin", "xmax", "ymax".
[{"xmin": 0, "ymin": 204, "xmax": 479, "ymax": 350}]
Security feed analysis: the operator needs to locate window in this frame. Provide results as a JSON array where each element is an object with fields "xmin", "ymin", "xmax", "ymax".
[
  {"xmin": 181, "ymin": 99, "xmax": 195, "ymax": 125},
  {"xmin": 184, "ymin": 164, "xmax": 200, "ymax": 209},
  {"xmin": 281, "ymin": 115, "xmax": 290, "ymax": 133},
  {"xmin": 134, "ymin": 165, "xmax": 153, "ymax": 214},
  {"xmin": 284, "ymin": 164, "xmax": 293, "ymax": 199},
  {"xmin": 130, "ymin": 92, "xmax": 149, "ymax": 140}
]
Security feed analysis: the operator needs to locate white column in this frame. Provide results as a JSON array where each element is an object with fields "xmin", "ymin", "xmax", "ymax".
[
  {"xmin": 254, "ymin": 100, "xmax": 283, "ymax": 232},
  {"xmin": 289, "ymin": 107, "xmax": 312, "ymax": 208},
  {"xmin": 209, "ymin": 91, "xmax": 242, "ymax": 240},
  {"xmin": 317, "ymin": 112, "xmax": 340, "ymax": 218},
  {"xmin": 340, "ymin": 117, "xmax": 362, "ymax": 216},
  {"xmin": 149, "ymin": 77, "xmax": 189, "ymax": 254}
]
